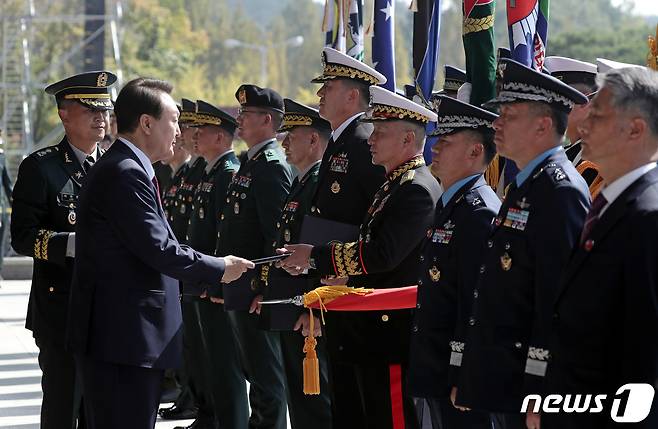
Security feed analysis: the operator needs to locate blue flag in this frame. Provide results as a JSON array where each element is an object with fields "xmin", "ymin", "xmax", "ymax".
[
  {"xmin": 413, "ymin": 0, "xmax": 442, "ymax": 164},
  {"xmin": 372, "ymin": 0, "xmax": 396, "ymax": 91}
]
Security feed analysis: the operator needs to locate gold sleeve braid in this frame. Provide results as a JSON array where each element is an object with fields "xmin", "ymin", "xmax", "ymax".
[
  {"xmin": 331, "ymin": 242, "xmax": 364, "ymax": 277},
  {"xmin": 34, "ymin": 229, "xmax": 56, "ymax": 261}
]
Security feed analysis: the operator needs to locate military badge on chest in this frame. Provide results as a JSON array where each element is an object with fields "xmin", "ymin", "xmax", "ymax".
[
  {"xmin": 431, "ymin": 220, "xmax": 455, "ymax": 244},
  {"xmin": 503, "ymin": 198, "xmax": 530, "ymax": 231},
  {"xmin": 329, "ymin": 152, "xmax": 348, "ymax": 173}
]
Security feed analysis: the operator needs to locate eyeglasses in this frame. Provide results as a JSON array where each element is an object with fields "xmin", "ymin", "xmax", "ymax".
[{"xmin": 237, "ymin": 108, "xmax": 269, "ymax": 117}]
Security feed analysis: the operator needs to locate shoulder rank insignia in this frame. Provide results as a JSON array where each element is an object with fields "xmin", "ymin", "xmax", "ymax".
[
  {"xmin": 553, "ymin": 167, "xmax": 566, "ymax": 181},
  {"xmin": 400, "ymin": 170, "xmax": 415, "ymax": 184},
  {"xmin": 36, "ymin": 148, "xmax": 52, "ymax": 157},
  {"xmin": 74, "ymin": 171, "xmax": 83, "ymax": 180}
]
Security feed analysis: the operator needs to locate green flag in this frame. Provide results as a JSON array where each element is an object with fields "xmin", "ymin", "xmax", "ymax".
[{"xmin": 462, "ymin": 0, "xmax": 496, "ymax": 107}]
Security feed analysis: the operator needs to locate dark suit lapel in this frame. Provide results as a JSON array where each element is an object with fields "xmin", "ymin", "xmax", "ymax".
[
  {"xmin": 558, "ymin": 168, "xmax": 658, "ymax": 300},
  {"xmin": 113, "ymin": 140, "xmax": 174, "ymax": 236},
  {"xmin": 58, "ymin": 138, "xmax": 87, "ymax": 187}
]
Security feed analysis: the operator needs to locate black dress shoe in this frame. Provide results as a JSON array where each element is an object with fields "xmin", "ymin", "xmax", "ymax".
[{"xmin": 158, "ymin": 403, "xmax": 198, "ymax": 420}]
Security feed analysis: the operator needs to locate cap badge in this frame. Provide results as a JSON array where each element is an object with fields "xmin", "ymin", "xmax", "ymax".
[
  {"xmin": 238, "ymin": 89, "xmax": 247, "ymax": 105},
  {"xmin": 96, "ymin": 72, "xmax": 108, "ymax": 87}
]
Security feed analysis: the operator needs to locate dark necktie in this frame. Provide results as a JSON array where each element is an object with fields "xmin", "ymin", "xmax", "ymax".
[
  {"xmin": 291, "ymin": 176, "xmax": 300, "ymax": 190},
  {"xmin": 579, "ymin": 193, "xmax": 608, "ymax": 245},
  {"xmin": 152, "ymin": 177, "xmax": 163, "ymax": 209},
  {"xmin": 82, "ymin": 155, "xmax": 95, "ymax": 173}
]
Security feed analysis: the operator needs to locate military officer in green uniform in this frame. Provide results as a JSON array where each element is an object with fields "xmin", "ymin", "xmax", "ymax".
[
  {"xmin": 257, "ymin": 99, "xmax": 332, "ymax": 429},
  {"xmin": 281, "ymin": 86, "xmax": 442, "ymax": 429},
  {"xmin": 161, "ymin": 99, "xmax": 195, "ymax": 221},
  {"xmin": 177, "ymin": 100, "xmax": 247, "ymax": 429},
  {"xmin": 308, "ymin": 46, "xmax": 387, "ymax": 429},
  {"xmin": 11, "ymin": 71, "xmax": 117, "ymax": 429},
  {"xmin": 216, "ymin": 84, "xmax": 293, "ymax": 429},
  {"xmin": 168, "ymin": 98, "xmax": 207, "ymax": 238}
]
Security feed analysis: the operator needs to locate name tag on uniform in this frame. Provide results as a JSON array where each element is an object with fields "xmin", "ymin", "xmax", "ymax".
[
  {"xmin": 504, "ymin": 208, "xmax": 530, "ymax": 231},
  {"xmin": 329, "ymin": 153, "xmax": 348, "ymax": 173}
]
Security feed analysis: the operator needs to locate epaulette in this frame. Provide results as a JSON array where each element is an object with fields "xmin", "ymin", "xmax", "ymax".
[
  {"xmin": 31, "ymin": 145, "xmax": 59, "ymax": 160},
  {"xmin": 400, "ymin": 170, "xmax": 415, "ymax": 185},
  {"xmin": 263, "ymin": 149, "xmax": 280, "ymax": 162},
  {"xmin": 464, "ymin": 190, "xmax": 485, "ymax": 207},
  {"xmin": 532, "ymin": 162, "xmax": 569, "ymax": 184},
  {"xmin": 223, "ymin": 159, "xmax": 239, "ymax": 171}
]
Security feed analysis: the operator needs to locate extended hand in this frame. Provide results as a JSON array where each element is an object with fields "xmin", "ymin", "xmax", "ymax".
[
  {"xmin": 293, "ymin": 313, "xmax": 322, "ymax": 337},
  {"xmin": 277, "ymin": 244, "xmax": 313, "ymax": 275},
  {"xmin": 221, "ymin": 255, "xmax": 255, "ymax": 283}
]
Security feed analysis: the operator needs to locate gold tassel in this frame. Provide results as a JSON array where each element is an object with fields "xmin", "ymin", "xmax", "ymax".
[
  {"xmin": 303, "ymin": 285, "xmax": 373, "ymax": 324},
  {"xmin": 484, "ymin": 154, "xmax": 501, "ymax": 191},
  {"xmin": 409, "ymin": 0, "xmax": 418, "ymax": 12},
  {"xmin": 648, "ymin": 24, "xmax": 658, "ymax": 71},
  {"xmin": 302, "ymin": 308, "xmax": 321, "ymax": 395},
  {"xmin": 300, "ymin": 286, "xmax": 373, "ymax": 395},
  {"xmin": 576, "ymin": 160, "xmax": 604, "ymax": 199}
]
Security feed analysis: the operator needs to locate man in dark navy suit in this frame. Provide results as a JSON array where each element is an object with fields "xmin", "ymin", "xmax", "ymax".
[
  {"xmin": 66, "ymin": 77, "xmax": 254, "ymax": 429},
  {"xmin": 544, "ymin": 67, "xmax": 658, "ymax": 429}
]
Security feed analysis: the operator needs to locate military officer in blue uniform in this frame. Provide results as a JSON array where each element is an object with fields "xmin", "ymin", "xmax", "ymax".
[
  {"xmin": 308, "ymin": 47, "xmax": 388, "ymax": 428},
  {"xmin": 258, "ymin": 98, "xmax": 333, "ymax": 429},
  {"xmin": 216, "ymin": 84, "xmax": 293, "ymax": 429},
  {"xmin": 545, "ymin": 56, "xmax": 602, "ymax": 195},
  {"xmin": 454, "ymin": 59, "xmax": 591, "ymax": 429},
  {"xmin": 408, "ymin": 96, "xmax": 499, "ymax": 429},
  {"xmin": 434, "ymin": 65, "xmax": 467, "ymax": 99},
  {"xmin": 11, "ymin": 71, "xmax": 117, "ymax": 429},
  {"xmin": 281, "ymin": 86, "xmax": 442, "ymax": 429},
  {"xmin": 544, "ymin": 66, "xmax": 658, "ymax": 429}
]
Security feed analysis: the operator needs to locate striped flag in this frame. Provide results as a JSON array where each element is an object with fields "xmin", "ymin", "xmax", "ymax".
[
  {"xmin": 412, "ymin": 0, "xmax": 442, "ymax": 164},
  {"xmin": 372, "ymin": 0, "xmax": 396, "ymax": 90},
  {"xmin": 507, "ymin": 0, "xmax": 549, "ymax": 71},
  {"xmin": 322, "ymin": 0, "xmax": 364, "ymax": 60},
  {"xmin": 346, "ymin": 0, "xmax": 365, "ymax": 60}
]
